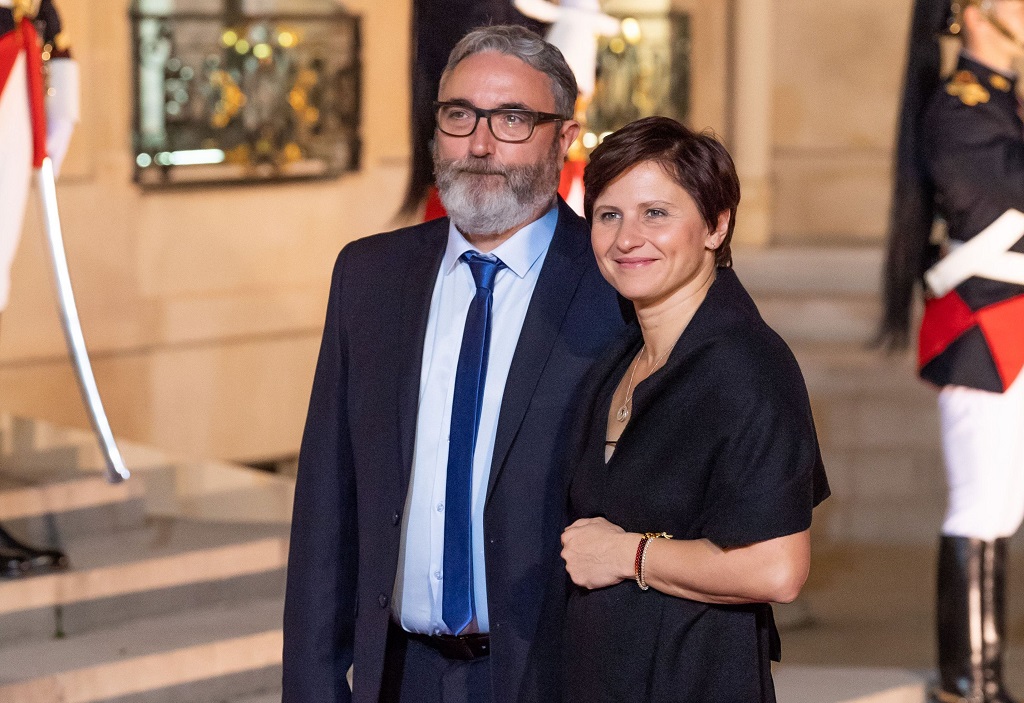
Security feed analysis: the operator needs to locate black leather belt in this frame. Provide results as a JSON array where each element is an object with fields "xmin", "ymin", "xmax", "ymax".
[{"xmin": 404, "ymin": 629, "xmax": 491, "ymax": 660}]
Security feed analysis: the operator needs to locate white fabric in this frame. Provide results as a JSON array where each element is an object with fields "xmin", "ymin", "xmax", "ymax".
[
  {"xmin": 941, "ymin": 373, "xmax": 1024, "ymax": 539},
  {"xmin": 514, "ymin": 0, "xmax": 621, "ymax": 98},
  {"xmin": 392, "ymin": 205, "xmax": 557, "ymax": 636},
  {"xmin": 45, "ymin": 57, "xmax": 79, "ymax": 177},
  {"xmin": 0, "ymin": 50, "xmax": 33, "ymax": 312},
  {"xmin": 926, "ymin": 208, "xmax": 1024, "ymax": 296}
]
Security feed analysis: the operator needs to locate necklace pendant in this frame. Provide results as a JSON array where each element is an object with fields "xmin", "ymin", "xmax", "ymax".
[{"xmin": 616, "ymin": 405, "xmax": 630, "ymax": 422}]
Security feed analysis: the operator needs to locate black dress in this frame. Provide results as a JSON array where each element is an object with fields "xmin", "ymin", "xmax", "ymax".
[{"xmin": 564, "ymin": 268, "xmax": 830, "ymax": 703}]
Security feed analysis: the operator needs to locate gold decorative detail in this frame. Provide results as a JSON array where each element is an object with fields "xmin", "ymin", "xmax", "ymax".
[
  {"xmin": 990, "ymin": 73, "xmax": 1013, "ymax": 92},
  {"xmin": 12, "ymin": 0, "xmax": 32, "ymax": 23},
  {"xmin": 209, "ymin": 70, "xmax": 246, "ymax": 129},
  {"xmin": 53, "ymin": 31, "xmax": 72, "ymax": 53},
  {"xmin": 946, "ymin": 71, "xmax": 990, "ymax": 106}
]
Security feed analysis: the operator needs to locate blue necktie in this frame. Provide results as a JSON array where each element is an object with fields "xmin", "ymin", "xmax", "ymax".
[{"xmin": 442, "ymin": 252, "xmax": 504, "ymax": 635}]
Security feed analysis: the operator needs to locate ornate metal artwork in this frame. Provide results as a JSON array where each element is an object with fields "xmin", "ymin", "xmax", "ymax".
[
  {"xmin": 130, "ymin": 0, "xmax": 361, "ymax": 186},
  {"xmin": 583, "ymin": 9, "xmax": 691, "ymax": 153}
]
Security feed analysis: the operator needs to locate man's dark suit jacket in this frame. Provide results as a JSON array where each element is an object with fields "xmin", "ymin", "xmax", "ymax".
[{"xmin": 282, "ymin": 198, "xmax": 625, "ymax": 703}]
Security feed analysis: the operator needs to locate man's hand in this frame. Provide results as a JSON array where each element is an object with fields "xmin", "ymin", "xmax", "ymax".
[{"xmin": 560, "ymin": 517, "xmax": 636, "ymax": 589}]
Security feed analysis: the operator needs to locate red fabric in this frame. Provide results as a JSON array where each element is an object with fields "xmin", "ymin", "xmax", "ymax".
[
  {"xmin": 22, "ymin": 20, "xmax": 47, "ymax": 168},
  {"xmin": 0, "ymin": 26, "xmax": 19, "ymax": 96},
  {"xmin": 976, "ymin": 294, "xmax": 1024, "ymax": 389},
  {"xmin": 918, "ymin": 290, "xmax": 977, "ymax": 369},
  {"xmin": 558, "ymin": 156, "xmax": 585, "ymax": 202},
  {"xmin": 423, "ymin": 186, "xmax": 446, "ymax": 222},
  {"xmin": 0, "ymin": 22, "xmax": 46, "ymax": 167}
]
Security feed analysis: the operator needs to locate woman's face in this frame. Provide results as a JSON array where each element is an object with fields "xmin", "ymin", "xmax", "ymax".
[{"xmin": 590, "ymin": 160, "xmax": 728, "ymax": 306}]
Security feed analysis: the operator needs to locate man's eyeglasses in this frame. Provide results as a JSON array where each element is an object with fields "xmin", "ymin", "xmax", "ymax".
[{"xmin": 434, "ymin": 101, "xmax": 569, "ymax": 143}]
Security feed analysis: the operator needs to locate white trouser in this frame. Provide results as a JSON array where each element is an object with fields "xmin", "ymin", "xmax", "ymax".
[
  {"xmin": 0, "ymin": 50, "xmax": 33, "ymax": 312},
  {"xmin": 940, "ymin": 372, "xmax": 1024, "ymax": 540}
]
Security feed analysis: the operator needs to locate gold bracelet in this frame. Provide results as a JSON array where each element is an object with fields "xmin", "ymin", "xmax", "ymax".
[{"xmin": 636, "ymin": 531, "xmax": 672, "ymax": 591}]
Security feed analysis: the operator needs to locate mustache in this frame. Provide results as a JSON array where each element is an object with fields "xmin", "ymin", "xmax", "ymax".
[{"xmin": 439, "ymin": 158, "xmax": 509, "ymax": 177}]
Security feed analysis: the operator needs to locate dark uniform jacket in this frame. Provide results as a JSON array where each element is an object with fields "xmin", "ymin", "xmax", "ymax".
[
  {"xmin": 1, "ymin": 0, "xmax": 65, "ymax": 47},
  {"xmin": 917, "ymin": 54, "xmax": 1024, "ymax": 391}
]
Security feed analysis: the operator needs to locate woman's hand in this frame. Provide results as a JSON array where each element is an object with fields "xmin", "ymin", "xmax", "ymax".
[{"xmin": 561, "ymin": 517, "xmax": 637, "ymax": 589}]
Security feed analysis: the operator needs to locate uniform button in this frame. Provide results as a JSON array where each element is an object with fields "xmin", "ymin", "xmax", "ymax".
[
  {"xmin": 379, "ymin": 594, "xmax": 389, "ymax": 608},
  {"xmin": 436, "ymin": 503, "xmax": 444, "ymax": 512},
  {"xmin": 392, "ymin": 511, "xmax": 400, "ymax": 525}
]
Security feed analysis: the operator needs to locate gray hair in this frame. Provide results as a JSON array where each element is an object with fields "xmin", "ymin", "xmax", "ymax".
[{"xmin": 440, "ymin": 25, "xmax": 578, "ymax": 118}]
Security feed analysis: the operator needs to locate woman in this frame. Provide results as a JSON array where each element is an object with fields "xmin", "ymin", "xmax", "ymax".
[{"xmin": 560, "ymin": 116, "xmax": 829, "ymax": 702}]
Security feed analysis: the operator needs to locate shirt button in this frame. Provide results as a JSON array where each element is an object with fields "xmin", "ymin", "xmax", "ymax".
[
  {"xmin": 379, "ymin": 594, "xmax": 389, "ymax": 608},
  {"xmin": 434, "ymin": 571, "xmax": 442, "ymax": 580},
  {"xmin": 436, "ymin": 503, "xmax": 444, "ymax": 512}
]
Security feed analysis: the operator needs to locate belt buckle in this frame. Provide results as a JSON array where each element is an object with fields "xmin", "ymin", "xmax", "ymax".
[{"xmin": 442, "ymin": 633, "xmax": 488, "ymax": 660}]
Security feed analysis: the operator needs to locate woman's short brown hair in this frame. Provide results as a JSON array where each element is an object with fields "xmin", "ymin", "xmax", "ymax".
[{"xmin": 583, "ymin": 116, "xmax": 741, "ymax": 268}]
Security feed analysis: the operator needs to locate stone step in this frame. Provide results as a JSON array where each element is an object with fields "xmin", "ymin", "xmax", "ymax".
[
  {"xmin": 0, "ymin": 475, "xmax": 145, "ymax": 523},
  {"xmin": 774, "ymin": 665, "xmax": 928, "ymax": 703},
  {"xmin": 736, "ymin": 246, "xmax": 884, "ymax": 297},
  {"xmin": 0, "ymin": 518, "xmax": 288, "ymax": 646},
  {"xmin": 758, "ymin": 294, "xmax": 881, "ymax": 346},
  {"xmin": 0, "ymin": 598, "xmax": 283, "ymax": 703},
  {"xmin": 738, "ymin": 245, "xmax": 885, "ymax": 346},
  {"xmin": 229, "ymin": 692, "xmax": 282, "ymax": 703}
]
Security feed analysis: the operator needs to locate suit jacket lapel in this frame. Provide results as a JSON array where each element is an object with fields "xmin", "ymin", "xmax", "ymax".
[
  {"xmin": 486, "ymin": 199, "xmax": 591, "ymax": 503},
  {"xmin": 395, "ymin": 219, "xmax": 448, "ymax": 497}
]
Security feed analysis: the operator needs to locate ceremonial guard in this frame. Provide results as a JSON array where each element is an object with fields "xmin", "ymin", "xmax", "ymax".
[
  {"xmin": 882, "ymin": 0, "xmax": 1024, "ymax": 701},
  {"xmin": 0, "ymin": 0, "xmax": 79, "ymax": 578}
]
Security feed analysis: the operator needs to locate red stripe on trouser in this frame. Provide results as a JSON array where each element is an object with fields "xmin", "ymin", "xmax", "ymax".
[
  {"xmin": 21, "ymin": 20, "xmax": 47, "ymax": 167},
  {"xmin": 0, "ymin": 23, "xmax": 47, "ymax": 167},
  {"xmin": 0, "ymin": 28, "xmax": 21, "ymax": 94}
]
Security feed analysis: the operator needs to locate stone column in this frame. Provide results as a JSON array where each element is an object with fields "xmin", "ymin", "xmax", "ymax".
[{"xmin": 730, "ymin": 0, "xmax": 774, "ymax": 247}]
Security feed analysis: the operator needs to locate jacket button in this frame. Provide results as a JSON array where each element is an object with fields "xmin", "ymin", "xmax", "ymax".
[
  {"xmin": 392, "ymin": 511, "xmax": 401, "ymax": 526},
  {"xmin": 379, "ymin": 594, "xmax": 389, "ymax": 608}
]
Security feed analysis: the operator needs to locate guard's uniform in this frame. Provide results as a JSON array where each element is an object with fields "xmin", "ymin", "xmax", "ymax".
[
  {"xmin": 918, "ymin": 54, "xmax": 1024, "ymax": 541},
  {"xmin": 0, "ymin": 0, "xmax": 76, "ymax": 312},
  {"xmin": 0, "ymin": 0, "xmax": 75, "ymax": 579}
]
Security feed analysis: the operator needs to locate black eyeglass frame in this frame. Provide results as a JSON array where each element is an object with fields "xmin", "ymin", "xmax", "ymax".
[{"xmin": 433, "ymin": 101, "xmax": 570, "ymax": 143}]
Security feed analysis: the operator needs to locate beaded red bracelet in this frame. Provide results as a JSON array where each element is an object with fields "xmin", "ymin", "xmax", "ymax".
[{"xmin": 634, "ymin": 532, "xmax": 672, "ymax": 590}]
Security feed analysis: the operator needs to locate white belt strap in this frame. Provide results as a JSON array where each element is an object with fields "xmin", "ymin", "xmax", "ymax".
[{"xmin": 926, "ymin": 208, "xmax": 1024, "ymax": 296}]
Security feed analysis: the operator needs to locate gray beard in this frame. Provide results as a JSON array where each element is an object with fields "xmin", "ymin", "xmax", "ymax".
[{"xmin": 433, "ymin": 140, "xmax": 562, "ymax": 237}]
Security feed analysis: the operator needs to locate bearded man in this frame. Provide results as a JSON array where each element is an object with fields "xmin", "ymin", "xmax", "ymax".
[{"xmin": 282, "ymin": 24, "xmax": 625, "ymax": 703}]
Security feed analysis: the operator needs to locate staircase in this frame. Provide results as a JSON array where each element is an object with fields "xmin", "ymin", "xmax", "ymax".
[{"xmin": 0, "ymin": 415, "xmax": 292, "ymax": 703}]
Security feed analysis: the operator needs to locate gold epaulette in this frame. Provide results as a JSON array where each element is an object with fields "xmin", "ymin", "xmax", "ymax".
[
  {"xmin": 52, "ymin": 30, "xmax": 70, "ymax": 52},
  {"xmin": 989, "ymin": 73, "xmax": 1013, "ymax": 93},
  {"xmin": 946, "ymin": 70, "xmax": 990, "ymax": 106}
]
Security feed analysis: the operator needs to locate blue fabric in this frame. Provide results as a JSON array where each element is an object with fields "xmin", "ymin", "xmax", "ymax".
[{"xmin": 442, "ymin": 252, "xmax": 504, "ymax": 635}]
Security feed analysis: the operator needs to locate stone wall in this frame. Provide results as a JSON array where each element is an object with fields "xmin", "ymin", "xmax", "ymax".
[{"xmin": 0, "ymin": 0, "xmax": 412, "ymax": 462}]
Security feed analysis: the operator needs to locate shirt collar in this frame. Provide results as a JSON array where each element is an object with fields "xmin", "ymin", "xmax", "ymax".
[{"xmin": 442, "ymin": 204, "xmax": 560, "ymax": 279}]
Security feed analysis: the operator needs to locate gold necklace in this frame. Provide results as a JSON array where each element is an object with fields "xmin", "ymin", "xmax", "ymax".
[{"xmin": 616, "ymin": 344, "xmax": 674, "ymax": 423}]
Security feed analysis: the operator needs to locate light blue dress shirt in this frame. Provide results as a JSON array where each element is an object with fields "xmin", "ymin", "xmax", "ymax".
[{"xmin": 392, "ymin": 205, "xmax": 559, "ymax": 635}]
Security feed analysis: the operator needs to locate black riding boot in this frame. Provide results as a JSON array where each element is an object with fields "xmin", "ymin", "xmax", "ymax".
[
  {"xmin": 981, "ymin": 539, "xmax": 1018, "ymax": 703},
  {"xmin": 0, "ymin": 521, "xmax": 68, "ymax": 574},
  {"xmin": 0, "ymin": 546, "xmax": 29, "ymax": 579},
  {"xmin": 933, "ymin": 536, "xmax": 986, "ymax": 703}
]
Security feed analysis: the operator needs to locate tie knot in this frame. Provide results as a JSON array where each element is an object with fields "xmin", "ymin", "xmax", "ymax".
[{"xmin": 462, "ymin": 252, "xmax": 504, "ymax": 291}]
